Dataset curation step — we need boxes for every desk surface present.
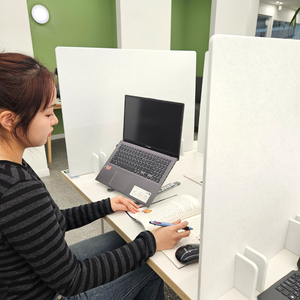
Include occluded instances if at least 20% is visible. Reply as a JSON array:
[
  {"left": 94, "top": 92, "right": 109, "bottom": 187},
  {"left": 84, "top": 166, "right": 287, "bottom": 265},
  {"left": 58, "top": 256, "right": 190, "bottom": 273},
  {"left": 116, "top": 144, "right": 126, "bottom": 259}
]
[
  {"left": 61, "top": 143, "right": 299, "bottom": 300},
  {"left": 62, "top": 143, "right": 203, "bottom": 300}
]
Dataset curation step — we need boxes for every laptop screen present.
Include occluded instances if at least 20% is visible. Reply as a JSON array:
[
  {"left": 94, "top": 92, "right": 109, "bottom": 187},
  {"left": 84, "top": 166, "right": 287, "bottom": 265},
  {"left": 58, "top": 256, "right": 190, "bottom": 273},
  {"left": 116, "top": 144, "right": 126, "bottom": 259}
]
[{"left": 123, "top": 95, "right": 184, "bottom": 159}]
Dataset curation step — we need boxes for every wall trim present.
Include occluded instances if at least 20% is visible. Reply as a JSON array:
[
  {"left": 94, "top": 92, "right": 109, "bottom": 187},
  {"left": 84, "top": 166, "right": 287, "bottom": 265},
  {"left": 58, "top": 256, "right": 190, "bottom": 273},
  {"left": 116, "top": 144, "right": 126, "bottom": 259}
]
[{"left": 51, "top": 133, "right": 65, "bottom": 140}]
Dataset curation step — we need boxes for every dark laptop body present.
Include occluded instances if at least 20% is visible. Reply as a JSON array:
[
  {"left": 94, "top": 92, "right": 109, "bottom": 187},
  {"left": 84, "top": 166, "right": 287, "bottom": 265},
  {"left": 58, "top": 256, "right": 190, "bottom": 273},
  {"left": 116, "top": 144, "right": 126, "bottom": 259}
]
[
  {"left": 257, "top": 258, "right": 300, "bottom": 300},
  {"left": 95, "top": 95, "right": 184, "bottom": 207}
]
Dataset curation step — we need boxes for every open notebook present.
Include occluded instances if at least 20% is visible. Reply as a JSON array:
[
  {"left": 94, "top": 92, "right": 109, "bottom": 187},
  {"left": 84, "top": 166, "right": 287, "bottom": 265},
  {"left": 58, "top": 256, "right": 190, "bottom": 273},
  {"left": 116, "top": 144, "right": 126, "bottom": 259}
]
[{"left": 126, "top": 194, "right": 201, "bottom": 268}]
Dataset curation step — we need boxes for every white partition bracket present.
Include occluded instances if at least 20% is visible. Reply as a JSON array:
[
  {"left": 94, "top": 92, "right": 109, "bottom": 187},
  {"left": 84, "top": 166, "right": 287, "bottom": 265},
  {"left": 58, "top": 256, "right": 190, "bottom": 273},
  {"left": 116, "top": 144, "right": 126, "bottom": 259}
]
[
  {"left": 180, "top": 138, "right": 185, "bottom": 156},
  {"left": 285, "top": 218, "right": 300, "bottom": 256},
  {"left": 245, "top": 246, "right": 268, "bottom": 292},
  {"left": 92, "top": 153, "right": 100, "bottom": 175},
  {"left": 234, "top": 253, "right": 258, "bottom": 300},
  {"left": 92, "top": 151, "right": 107, "bottom": 175},
  {"left": 99, "top": 151, "right": 107, "bottom": 170}
]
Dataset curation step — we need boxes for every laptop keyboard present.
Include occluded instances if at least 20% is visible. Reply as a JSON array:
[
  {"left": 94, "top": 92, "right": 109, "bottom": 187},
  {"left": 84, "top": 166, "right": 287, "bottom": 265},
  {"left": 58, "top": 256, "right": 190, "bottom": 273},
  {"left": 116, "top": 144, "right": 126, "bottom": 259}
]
[
  {"left": 110, "top": 144, "right": 171, "bottom": 183},
  {"left": 274, "top": 271, "right": 300, "bottom": 299},
  {"left": 258, "top": 270, "right": 300, "bottom": 300}
]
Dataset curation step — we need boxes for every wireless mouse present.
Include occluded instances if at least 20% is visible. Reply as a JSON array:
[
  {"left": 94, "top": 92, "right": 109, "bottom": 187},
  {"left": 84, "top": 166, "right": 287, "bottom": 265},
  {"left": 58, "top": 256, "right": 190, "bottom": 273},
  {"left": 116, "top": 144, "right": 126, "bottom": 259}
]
[{"left": 175, "top": 244, "right": 200, "bottom": 265}]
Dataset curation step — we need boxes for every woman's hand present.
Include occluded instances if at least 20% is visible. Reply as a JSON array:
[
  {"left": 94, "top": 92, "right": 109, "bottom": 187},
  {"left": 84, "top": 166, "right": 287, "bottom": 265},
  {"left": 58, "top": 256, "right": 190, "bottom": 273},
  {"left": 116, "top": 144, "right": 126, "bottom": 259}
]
[
  {"left": 151, "top": 219, "right": 191, "bottom": 251},
  {"left": 110, "top": 195, "right": 140, "bottom": 213}
]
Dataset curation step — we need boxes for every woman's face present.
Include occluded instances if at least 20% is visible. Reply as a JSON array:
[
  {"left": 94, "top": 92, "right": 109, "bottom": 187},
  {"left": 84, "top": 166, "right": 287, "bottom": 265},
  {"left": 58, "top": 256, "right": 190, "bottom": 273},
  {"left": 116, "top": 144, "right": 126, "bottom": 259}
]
[{"left": 26, "top": 89, "right": 58, "bottom": 147}]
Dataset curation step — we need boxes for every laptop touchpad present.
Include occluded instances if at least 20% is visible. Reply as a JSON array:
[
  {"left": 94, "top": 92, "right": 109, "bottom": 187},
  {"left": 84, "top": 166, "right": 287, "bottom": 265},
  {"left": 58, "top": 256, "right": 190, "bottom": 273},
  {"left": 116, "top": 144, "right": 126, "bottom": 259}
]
[{"left": 109, "top": 171, "right": 132, "bottom": 191}]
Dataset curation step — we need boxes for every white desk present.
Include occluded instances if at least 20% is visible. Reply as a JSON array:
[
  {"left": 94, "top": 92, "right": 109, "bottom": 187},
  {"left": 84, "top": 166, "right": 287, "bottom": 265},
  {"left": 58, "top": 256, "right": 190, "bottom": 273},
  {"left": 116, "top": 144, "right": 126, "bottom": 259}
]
[
  {"left": 61, "top": 143, "right": 300, "bottom": 300},
  {"left": 62, "top": 143, "right": 203, "bottom": 300}
]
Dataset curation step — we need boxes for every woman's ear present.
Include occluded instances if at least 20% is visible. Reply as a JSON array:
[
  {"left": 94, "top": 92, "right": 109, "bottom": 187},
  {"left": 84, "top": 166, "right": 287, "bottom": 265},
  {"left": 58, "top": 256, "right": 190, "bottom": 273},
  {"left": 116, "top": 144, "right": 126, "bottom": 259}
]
[{"left": 0, "top": 111, "right": 17, "bottom": 132}]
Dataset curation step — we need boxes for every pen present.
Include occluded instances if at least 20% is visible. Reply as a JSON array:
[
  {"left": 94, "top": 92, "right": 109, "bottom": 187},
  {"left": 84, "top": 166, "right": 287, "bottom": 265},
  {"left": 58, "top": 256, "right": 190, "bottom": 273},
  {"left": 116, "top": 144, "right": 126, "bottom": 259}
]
[{"left": 149, "top": 221, "right": 193, "bottom": 230}]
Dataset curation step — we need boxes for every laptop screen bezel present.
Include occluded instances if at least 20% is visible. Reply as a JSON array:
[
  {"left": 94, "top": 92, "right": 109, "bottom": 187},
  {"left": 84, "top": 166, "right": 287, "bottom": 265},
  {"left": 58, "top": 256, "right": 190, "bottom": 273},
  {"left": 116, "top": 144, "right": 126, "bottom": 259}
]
[{"left": 123, "top": 95, "right": 184, "bottom": 159}]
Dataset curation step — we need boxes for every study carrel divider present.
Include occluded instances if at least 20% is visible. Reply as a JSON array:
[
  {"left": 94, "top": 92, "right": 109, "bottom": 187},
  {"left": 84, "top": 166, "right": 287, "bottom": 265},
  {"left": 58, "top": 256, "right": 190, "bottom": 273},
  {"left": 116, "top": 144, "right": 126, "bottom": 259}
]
[
  {"left": 199, "top": 35, "right": 300, "bottom": 300},
  {"left": 55, "top": 47, "right": 196, "bottom": 177}
]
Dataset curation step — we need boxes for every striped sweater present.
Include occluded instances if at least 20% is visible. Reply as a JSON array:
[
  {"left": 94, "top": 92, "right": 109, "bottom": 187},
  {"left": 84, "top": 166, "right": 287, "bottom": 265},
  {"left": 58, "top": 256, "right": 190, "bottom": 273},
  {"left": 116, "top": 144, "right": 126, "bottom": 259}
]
[{"left": 0, "top": 161, "right": 156, "bottom": 300}]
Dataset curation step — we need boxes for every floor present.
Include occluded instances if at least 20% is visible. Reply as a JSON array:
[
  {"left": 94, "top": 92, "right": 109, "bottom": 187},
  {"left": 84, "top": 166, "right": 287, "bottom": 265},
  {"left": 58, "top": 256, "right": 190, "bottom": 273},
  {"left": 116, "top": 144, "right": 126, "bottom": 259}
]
[{"left": 42, "top": 138, "right": 182, "bottom": 300}]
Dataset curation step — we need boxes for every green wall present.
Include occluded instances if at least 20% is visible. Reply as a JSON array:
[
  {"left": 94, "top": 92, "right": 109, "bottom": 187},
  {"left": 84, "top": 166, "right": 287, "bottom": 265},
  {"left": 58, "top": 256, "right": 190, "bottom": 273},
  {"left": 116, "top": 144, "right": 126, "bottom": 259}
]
[
  {"left": 171, "top": 0, "right": 212, "bottom": 77},
  {"left": 27, "top": 0, "right": 117, "bottom": 71},
  {"left": 27, "top": 0, "right": 117, "bottom": 135},
  {"left": 27, "top": 0, "right": 211, "bottom": 135}
]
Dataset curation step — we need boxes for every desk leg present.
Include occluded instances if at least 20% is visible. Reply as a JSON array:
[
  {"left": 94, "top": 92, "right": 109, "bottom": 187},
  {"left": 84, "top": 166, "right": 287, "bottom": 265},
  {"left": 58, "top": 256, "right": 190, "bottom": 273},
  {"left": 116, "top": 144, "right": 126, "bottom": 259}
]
[
  {"left": 99, "top": 218, "right": 104, "bottom": 234},
  {"left": 47, "top": 136, "right": 52, "bottom": 163}
]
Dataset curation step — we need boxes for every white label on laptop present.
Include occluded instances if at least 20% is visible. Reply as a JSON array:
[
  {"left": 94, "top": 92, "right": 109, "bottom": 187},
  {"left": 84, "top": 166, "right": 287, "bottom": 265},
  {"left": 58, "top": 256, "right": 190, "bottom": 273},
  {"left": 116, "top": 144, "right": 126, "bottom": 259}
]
[{"left": 130, "top": 186, "right": 151, "bottom": 203}]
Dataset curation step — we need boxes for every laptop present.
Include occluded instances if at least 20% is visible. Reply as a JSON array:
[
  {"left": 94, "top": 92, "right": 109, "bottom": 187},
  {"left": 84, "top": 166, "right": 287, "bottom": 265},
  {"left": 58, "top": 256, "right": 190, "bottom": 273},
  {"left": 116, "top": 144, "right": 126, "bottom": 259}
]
[
  {"left": 257, "top": 258, "right": 300, "bottom": 300},
  {"left": 95, "top": 95, "right": 184, "bottom": 207}
]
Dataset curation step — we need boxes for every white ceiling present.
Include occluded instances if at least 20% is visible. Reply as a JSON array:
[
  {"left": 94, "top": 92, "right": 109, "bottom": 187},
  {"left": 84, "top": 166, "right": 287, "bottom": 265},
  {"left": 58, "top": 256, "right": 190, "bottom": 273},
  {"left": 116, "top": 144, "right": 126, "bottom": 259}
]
[{"left": 261, "top": 0, "right": 300, "bottom": 10}]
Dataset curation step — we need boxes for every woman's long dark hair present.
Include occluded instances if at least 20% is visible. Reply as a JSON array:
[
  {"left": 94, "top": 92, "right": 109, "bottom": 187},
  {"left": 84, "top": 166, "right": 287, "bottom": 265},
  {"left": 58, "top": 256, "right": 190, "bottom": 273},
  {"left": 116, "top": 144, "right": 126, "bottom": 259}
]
[{"left": 0, "top": 52, "right": 55, "bottom": 143}]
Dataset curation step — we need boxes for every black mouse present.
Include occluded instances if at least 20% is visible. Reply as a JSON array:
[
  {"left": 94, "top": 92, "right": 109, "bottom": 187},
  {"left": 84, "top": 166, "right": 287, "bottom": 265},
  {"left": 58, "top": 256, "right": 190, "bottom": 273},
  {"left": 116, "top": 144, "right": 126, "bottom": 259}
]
[{"left": 175, "top": 244, "right": 199, "bottom": 265}]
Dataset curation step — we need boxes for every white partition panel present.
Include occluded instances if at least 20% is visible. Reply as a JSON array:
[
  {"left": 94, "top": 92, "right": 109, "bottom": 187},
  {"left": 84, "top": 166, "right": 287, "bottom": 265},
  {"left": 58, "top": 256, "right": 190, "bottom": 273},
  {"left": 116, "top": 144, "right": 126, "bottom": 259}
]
[
  {"left": 197, "top": 51, "right": 209, "bottom": 154},
  {"left": 199, "top": 35, "right": 300, "bottom": 300},
  {"left": 0, "top": 0, "right": 49, "bottom": 177},
  {"left": 55, "top": 47, "right": 196, "bottom": 177},
  {"left": 116, "top": 0, "right": 171, "bottom": 50}
]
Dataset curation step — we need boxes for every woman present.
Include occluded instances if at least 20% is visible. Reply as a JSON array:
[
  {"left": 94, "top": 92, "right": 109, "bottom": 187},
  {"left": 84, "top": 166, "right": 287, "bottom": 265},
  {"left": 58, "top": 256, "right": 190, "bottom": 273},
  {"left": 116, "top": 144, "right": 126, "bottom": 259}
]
[{"left": 0, "top": 52, "right": 190, "bottom": 300}]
